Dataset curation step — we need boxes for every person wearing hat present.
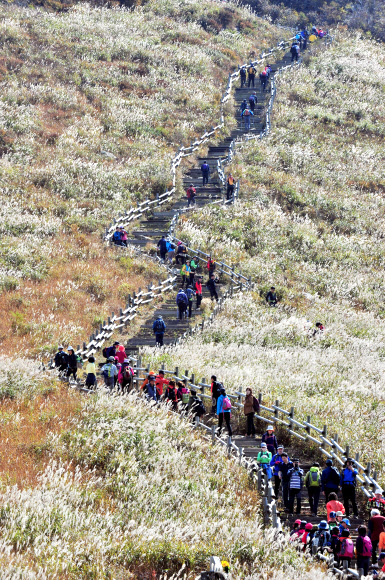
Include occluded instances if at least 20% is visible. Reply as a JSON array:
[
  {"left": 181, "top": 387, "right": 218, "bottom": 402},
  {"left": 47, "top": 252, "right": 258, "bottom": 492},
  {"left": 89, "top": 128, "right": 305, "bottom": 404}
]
[
  {"left": 153, "top": 315, "right": 166, "bottom": 347},
  {"left": 54, "top": 345, "right": 68, "bottom": 373},
  {"left": 117, "top": 358, "right": 134, "bottom": 394},
  {"left": 115, "top": 344, "right": 127, "bottom": 365},
  {"left": 101, "top": 356, "right": 118, "bottom": 391},
  {"left": 311, "top": 520, "right": 331, "bottom": 553},
  {"left": 368, "top": 489, "right": 385, "bottom": 517},
  {"left": 328, "top": 511, "right": 338, "bottom": 529},
  {"left": 321, "top": 458, "right": 340, "bottom": 502},
  {"left": 144, "top": 375, "right": 157, "bottom": 403},
  {"left": 257, "top": 442, "right": 272, "bottom": 480},
  {"left": 304, "top": 462, "right": 321, "bottom": 516},
  {"left": 337, "top": 529, "right": 354, "bottom": 567},
  {"left": 194, "top": 276, "right": 203, "bottom": 310},
  {"left": 289, "top": 520, "right": 307, "bottom": 542},
  {"left": 270, "top": 444, "right": 287, "bottom": 499},
  {"left": 290, "top": 519, "right": 302, "bottom": 536},
  {"left": 104, "top": 341, "right": 120, "bottom": 361},
  {"left": 261, "top": 425, "right": 278, "bottom": 455},
  {"left": 369, "top": 509, "right": 385, "bottom": 564},
  {"left": 340, "top": 458, "right": 358, "bottom": 517},
  {"left": 335, "top": 510, "right": 344, "bottom": 524},
  {"left": 339, "top": 517, "right": 351, "bottom": 536},
  {"left": 66, "top": 346, "right": 78, "bottom": 382},
  {"left": 287, "top": 458, "right": 304, "bottom": 515},
  {"left": 189, "top": 256, "right": 199, "bottom": 286},
  {"left": 165, "top": 380, "right": 178, "bottom": 411}
]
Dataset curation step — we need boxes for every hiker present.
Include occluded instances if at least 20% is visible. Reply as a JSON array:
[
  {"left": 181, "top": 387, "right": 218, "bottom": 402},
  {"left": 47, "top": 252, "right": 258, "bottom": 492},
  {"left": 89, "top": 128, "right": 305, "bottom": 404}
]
[
  {"left": 103, "top": 341, "right": 120, "bottom": 360},
  {"left": 180, "top": 261, "right": 191, "bottom": 288},
  {"left": 241, "top": 106, "right": 253, "bottom": 131},
  {"left": 85, "top": 355, "right": 97, "bottom": 390},
  {"left": 177, "top": 382, "right": 190, "bottom": 409},
  {"left": 290, "top": 42, "right": 300, "bottom": 62},
  {"left": 165, "top": 380, "right": 178, "bottom": 411},
  {"left": 260, "top": 69, "right": 268, "bottom": 91},
  {"left": 186, "top": 183, "right": 196, "bottom": 207},
  {"left": 288, "top": 458, "right": 304, "bottom": 515},
  {"left": 226, "top": 174, "right": 235, "bottom": 200},
  {"left": 195, "top": 276, "right": 203, "bottom": 309},
  {"left": 240, "top": 66, "right": 246, "bottom": 87},
  {"left": 369, "top": 509, "right": 385, "bottom": 564},
  {"left": 216, "top": 386, "right": 232, "bottom": 437},
  {"left": 313, "top": 321, "right": 324, "bottom": 336},
  {"left": 201, "top": 160, "right": 210, "bottom": 186},
  {"left": 368, "top": 489, "right": 385, "bottom": 517},
  {"left": 326, "top": 492, "right": 345, "bottom": 521},
  {"left": 66, "top": 346, "right": 78, "bottom": 382},
  {"left": 329, "top": 526, "right": 340, "bottom": 563},
  {"left": 185, "top": 285, "right": 195, "bottom": 318},
  {"left": 265, "top": 64, "right": 272, "bottom": 78},
  {"left": 207, "top": 257, "right": 216, "bottom": 276},
  {"left": 328, "top": 511, "right": 339, "bottom": 529},
  {"left": 157, "top": 235, "right": 168, "bottom": 261},
  {"left": 302, "top": 29, "right": 309, "bottom": 50},
  {"left": 311, "top": 521, "right": 331, "bottom": 552},
  {"left": 211, "top": 375, "right": 221, "bottom": 414},
  {"left": 175, "top": 241, "right": 187, "bottom": 265},
  {"left": 120, "top": 227, "right": 128, "bottom": 246},
  {"left": 266, "top": 286, "right": 277, "bottom": 306},
  {"left": 338, "top": 529, "right": 354, "bottom": 568},
  {"left": 278, "top": 453, "right": 293, "bottom": 509},
  {"left": 155, "top": 370, "right": 169, "bottom": 398},
  {"left": 189, "top": 256, "right": 199, "bottom": 285},
  {"left": 247, "top": 63, "right": 256, "bottom": 87},
  {"left": 240, "top": 99, "right": 247, "bottom": 114},
  {"left": 270, "top": 444, "right": 285, "bottom": 498},
  {"left": 144, "top": 374, "right": 158, "bottom": 403},
  {"left": 378, "top": 520, "right": 385, "bottom": 553},
  {"left": 140, "top": 371, "right": 155, "bottom": 392},
  {"left": 295, "top": 32, "right": 302, "bottom": 49},
  {"left": 153, "top": 315, "right": 166, "bottom": 346},
  {"left": 257, "top": 442, "right": 272, "bottom": 480},
  {"left": 176, "top": 287, "right": 188, "bottom": 320},
  {"left": 304, "top": 462, "right": 321, "bottom": 516},
  {"left": 261, "top": 425, "right": 278, "bottom": 455},
  {"left": 321, "top": 459, "right": 340, "bottom": 502},
  {"left": 301, "top": 523, "right": 314, "bottom": 550},
  {"left": 187, "top": 389, "right": 206, "bottom": 422},
  {"left": 118, "top": 359, "right": 133, "bottom": 393},
  {"left": 356, "top": 525, "right": 373, "bottom": 576},
  {"left": 115, "top": 344, "right": 127, "bottom": 365},
  {"left": 112, "top": 226, "right": 124, "bottom": 246},
  {"left": 206, "top": 275, "right": 219, "bottom": 302},
  {"left": 311, "top": 25, "right": 318, "bottom": 36},
  {"left": 339, "top": 517, "right": 351, "bottom": 536},
  {"left": 249, "top": 92, "right": 257, "bottom": 112},
  {"left": 101, "top": 356, "right": 118, "bottom": 391},
  {"left": 340, "top": 458, "right": 358, "bottom": 517},
  {"left": 54, "top": 345, "right": 68, "bottom": 373},
  {"left": 290, "top": 519, "right": 302, "bottom": 537},
  {"left": 166, "top": 240, "right": 175, "bottom": 264},
  {"left": 243, "top": 387, "right": 260, "bottom": 437}
]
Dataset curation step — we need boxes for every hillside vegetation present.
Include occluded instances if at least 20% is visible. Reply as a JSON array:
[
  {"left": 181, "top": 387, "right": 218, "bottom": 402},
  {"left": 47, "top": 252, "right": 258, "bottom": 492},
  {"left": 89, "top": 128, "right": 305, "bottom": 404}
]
[
  {"left": 0, "top": 390, "right": 330, "bottom": 579},
  {"left": 145, "top": 33, "right": 385, "bottom": 480},
  {"left": 0, "top": 0, "right": 282, "bottom": 357}
]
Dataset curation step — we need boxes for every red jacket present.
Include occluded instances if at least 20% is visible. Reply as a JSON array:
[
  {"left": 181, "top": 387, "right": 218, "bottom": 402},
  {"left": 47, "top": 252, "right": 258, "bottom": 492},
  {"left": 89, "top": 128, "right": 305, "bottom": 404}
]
[
  {"left": 195, "top": 281, "right": 202, "bottom": 295},
  {"left": 115, "top": 350, "right": 126, "bottom": 364},
  {"left": 155, "top": 375, "right": 169, "bottom": 396}
]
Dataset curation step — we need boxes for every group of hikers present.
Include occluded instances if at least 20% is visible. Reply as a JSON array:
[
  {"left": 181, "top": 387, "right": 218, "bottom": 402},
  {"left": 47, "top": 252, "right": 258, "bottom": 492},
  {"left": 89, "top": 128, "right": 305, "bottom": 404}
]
[{"left": 240, "top": 63, "right": 271, "bottom": 90}]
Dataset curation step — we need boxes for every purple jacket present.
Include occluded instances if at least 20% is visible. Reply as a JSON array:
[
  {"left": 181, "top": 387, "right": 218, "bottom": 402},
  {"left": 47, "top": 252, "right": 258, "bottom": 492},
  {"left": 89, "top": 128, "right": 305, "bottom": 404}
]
[{"left": 262, "top": 432, "right": 278, "bottom": 454}]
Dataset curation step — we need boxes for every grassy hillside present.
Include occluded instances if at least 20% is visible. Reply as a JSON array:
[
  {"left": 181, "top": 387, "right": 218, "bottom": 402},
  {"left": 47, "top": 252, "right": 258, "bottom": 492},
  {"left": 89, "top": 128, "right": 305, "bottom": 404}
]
[
  {"left": 0, "top": 0, "right": 282, "bottom": 357},
  {"left": 0, "top": 389, "right": 330, "bottom": 579},
  {"left": 145, "top": 33, "right": 385, "bottom": 480}
]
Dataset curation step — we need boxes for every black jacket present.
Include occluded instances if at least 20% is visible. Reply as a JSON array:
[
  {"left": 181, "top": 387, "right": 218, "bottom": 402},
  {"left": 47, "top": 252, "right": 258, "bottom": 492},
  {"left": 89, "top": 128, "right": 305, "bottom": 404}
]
[
  {"left": 67, "top": 353, "right": 77, "bottom": 369},
  {"left": 206, "top": 279, "right": 216, "bottom": 292},
  {"left": 55, "top": 351, "right": 68, "bottom": 367}
]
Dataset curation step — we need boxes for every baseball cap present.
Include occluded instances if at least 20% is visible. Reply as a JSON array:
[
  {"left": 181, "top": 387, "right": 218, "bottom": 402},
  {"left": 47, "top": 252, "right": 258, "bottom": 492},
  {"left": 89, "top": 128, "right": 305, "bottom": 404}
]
[
  {"left": 261, "top": 442, "right": 267, "bottom": 448},
  {"left": 329, "top": 511, "right": 336, "bottom": 518},
  {"left": 342, "top": 518, "right": 351, "bottom": 526},
  {"left": 379, "top": 552, "right": 385, "bottom": 560},
  {"left": 336, "top": 511, "right": 343, "bottom": 517}
]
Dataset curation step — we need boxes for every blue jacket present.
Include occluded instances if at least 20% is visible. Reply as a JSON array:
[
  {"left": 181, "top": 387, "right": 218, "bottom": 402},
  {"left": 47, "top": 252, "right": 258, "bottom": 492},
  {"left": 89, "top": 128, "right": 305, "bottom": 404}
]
[
  {"left": 340, "top": 467, "right": 358, "bottom": 486},
  {"left": 145, "top": 382, "right": 157, "bottom": 402},
  {"left": 176, "top": 290, "right": 188, "bottom": 305},
  {"left": 217, "top": 394, "right": 230, "bottom": 414},
  {"left": 185, "top": 287, "right": 195, "bottom": 301},
  {"left": 270, "top": 453, "right": 289, "bottom": 476},
  {"left": 201, "top": 163, "right": 210, "bottom": 174},
  {"left": 153, "top": 319, "right": 166, "bottom": 334},
  {"left": 157, "top": 238, "right": 168, "bottom": 252},
  {"left": 321, "top": 465, "right": 340, "bottom": 491}
]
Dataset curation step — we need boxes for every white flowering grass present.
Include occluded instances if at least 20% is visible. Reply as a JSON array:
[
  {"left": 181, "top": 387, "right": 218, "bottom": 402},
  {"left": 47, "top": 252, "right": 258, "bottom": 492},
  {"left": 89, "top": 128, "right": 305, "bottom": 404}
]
[{"left": 0, "top": 391, "right": 329, "bottom": 578}]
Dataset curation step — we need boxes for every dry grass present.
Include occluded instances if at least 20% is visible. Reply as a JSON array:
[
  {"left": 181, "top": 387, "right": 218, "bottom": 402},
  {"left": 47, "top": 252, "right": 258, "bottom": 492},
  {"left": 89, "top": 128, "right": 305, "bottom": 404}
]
[{"left": 0, "top": 383, "right": 82, "bottom": 489}]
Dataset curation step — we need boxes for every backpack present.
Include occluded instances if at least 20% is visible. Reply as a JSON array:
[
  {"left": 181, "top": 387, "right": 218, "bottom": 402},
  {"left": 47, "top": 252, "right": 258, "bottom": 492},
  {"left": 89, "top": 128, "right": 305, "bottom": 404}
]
[
  {"left": 361, "top": 536, "right": 372, "bottom": 557},
  {"left": 339, "top": 538, "right": 354, "bottom": 558},
  {"left": 248, "top": 66, "right": 254, "bottom": 74},
  {"left": 177, "top": 292, "right": 187, "bottom": 305},
  {"left": 76, "top": 355, "right": 83, "bottom": 367},
  {"left": 261, "top": 70, "right": 267, "bottom": 76},
  {"left": 102, "top": 365, "right": 111, "bottom": 379},
  {"left": 196, "top": 399, "right": 206, "bottom": 416},
  {"left": 249, "top": 95, "right": 255, "bottom": 103},
  {"left": 154, "top": 319, "right": 165, "bottom": 333},
  {"left": 290, "top": 45, "right": 296, "bottom": 54},
  {"left": 102, "top": 347, "right": 108, "bottom": 359},
  {"left": 307, "top": 470, "right": 320, "bottom": 487},
  {"left": 123, "top": 366, "right": 133, "bottom": 381},
  {"left": 182, "top": 393, "right": 190, "bottom": 404},
  {"left": 328, "top": 466, "right": 340, "bottom": 485},
  {"left": 167, "top": 387, "right": 177, "bottom": 401},
  {"left": 222, "top": 396, "right": 232, "bottom": 411},
  {"left": 244, "top": 109, "right": 250, "bottom": 116}
]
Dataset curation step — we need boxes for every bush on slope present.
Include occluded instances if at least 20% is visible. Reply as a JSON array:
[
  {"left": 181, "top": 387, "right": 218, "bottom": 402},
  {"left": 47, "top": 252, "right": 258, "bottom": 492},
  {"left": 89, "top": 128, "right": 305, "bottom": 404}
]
[{"left": 144, "top": 35, "right": 385, "bottom": 479}]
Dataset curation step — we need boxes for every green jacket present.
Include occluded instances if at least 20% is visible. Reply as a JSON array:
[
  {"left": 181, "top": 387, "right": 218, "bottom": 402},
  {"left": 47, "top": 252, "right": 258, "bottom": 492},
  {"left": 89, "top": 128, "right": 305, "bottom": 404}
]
[{"left": 257, "top": 450, "right": 272, "bottom": 465}]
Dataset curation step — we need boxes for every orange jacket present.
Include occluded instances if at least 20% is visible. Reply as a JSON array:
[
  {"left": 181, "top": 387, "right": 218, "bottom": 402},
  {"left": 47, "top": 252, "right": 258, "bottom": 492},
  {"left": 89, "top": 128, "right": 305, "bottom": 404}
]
[
  {"left": 326, "top": 500, "right": 345, "bottom": 521},
  {"left": 155, "top": 375, "right": 169, "bottom": 396}
]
